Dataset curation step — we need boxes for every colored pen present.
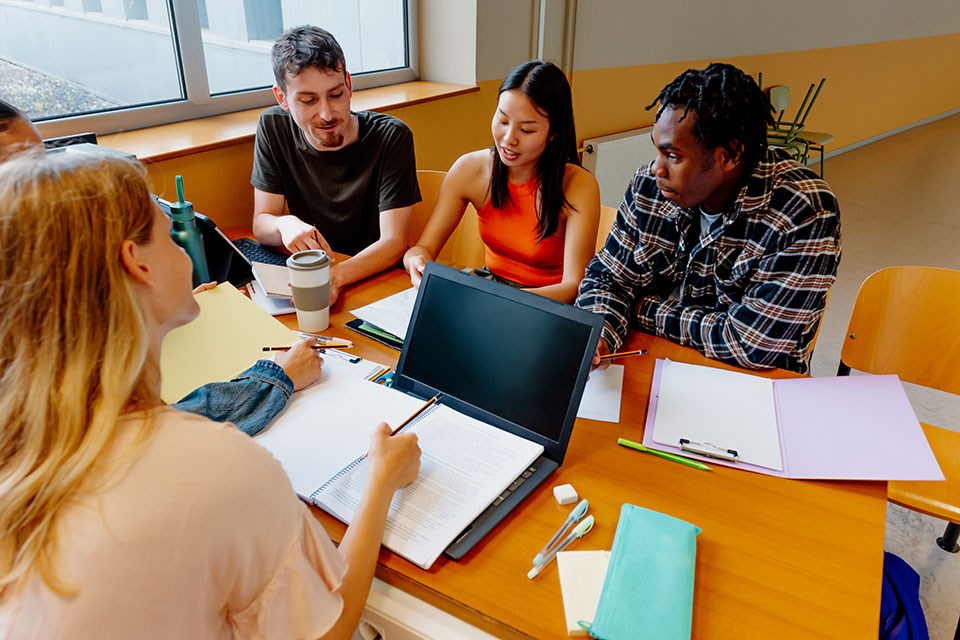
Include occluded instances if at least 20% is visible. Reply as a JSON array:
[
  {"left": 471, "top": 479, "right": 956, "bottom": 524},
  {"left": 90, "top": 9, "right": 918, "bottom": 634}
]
[
  {"left": 262, "top": 343, "right": 352, "bottom": 351},
  {"left": 391, "top": 394, "right": 440, "bottom": 435},
  {"left": 532, "top": 499, "right": 589, "bottom": 565},
  {"left": 617, "top": 438, "right": 711, "bottom": 471},
  {"left": 598, "top": 349, "right": 647, "bottom": 361},
  {"left": 527, "top": 515, "right": 595, "bottom": 579}
]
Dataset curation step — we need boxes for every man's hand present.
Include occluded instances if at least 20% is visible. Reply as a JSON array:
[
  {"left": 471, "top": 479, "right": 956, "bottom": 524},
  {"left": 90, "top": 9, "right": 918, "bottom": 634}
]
[
  {"left": 592, "top": 339, "right": 613, "bottom": 371},
  {"left": 273, "top": 338, "right": 324, "bottom": 391},
  {"left": 277, "top": 216, "right": 334, "bottom": 254},
  {"left": 328, "top": 267, "right": 342, "bottom": 306}
]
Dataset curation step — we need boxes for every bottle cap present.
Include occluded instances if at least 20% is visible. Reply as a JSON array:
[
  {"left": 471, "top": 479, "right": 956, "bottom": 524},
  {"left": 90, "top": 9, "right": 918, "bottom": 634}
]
[{"left": 167, "top": 199, "right": 195, "bottom": 222}]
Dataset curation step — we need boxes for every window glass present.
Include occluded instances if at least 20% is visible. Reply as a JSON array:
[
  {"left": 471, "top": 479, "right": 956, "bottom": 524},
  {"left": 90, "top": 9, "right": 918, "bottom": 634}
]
[
  {"left": 0, "top": 0, "right": 181, "bottom": 121},
  {"left": 202, "top": 0, "right": 408, "bottom": 95},
  {"left": 0, "top": 0, "right": 411, "bottom": 126}
]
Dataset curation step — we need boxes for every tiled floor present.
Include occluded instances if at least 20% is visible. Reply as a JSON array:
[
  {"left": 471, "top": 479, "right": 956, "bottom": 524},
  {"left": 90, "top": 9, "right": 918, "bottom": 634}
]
[{"left": 809, "top": 112, "right": 960, "bottom": 639}]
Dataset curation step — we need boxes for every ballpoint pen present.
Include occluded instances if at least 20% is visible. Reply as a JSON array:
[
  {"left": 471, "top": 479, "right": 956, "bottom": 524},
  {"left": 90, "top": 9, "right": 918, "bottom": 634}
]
[
  {"left": 527, "top": 515, "right": 595, "bottom": 579},
  {"left": 617, "top": 438, "right": 712, "bottom": 471},
  {"left": 532, "top": 499, "right": 589, "bottom": 565}
]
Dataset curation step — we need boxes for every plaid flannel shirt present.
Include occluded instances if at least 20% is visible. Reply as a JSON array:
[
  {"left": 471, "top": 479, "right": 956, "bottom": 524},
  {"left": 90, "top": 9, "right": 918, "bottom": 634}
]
[{"left": 576, "top": 148, "right": 841, "bottom": 374}]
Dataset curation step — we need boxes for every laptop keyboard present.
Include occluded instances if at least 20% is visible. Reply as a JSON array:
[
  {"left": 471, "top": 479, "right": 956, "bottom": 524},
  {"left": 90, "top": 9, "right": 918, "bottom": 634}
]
[
  {"left": 491, "top": 464, "right": 538, "bottom": 506},
  {"left": 233, "top": 238, "right": 289, "bottom": 267}
]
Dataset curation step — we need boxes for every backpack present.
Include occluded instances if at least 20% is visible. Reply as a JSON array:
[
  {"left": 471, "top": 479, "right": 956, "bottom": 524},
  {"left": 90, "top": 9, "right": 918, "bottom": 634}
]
[{"left": 880, "top": 552, "right": 929, "bottom": 640}]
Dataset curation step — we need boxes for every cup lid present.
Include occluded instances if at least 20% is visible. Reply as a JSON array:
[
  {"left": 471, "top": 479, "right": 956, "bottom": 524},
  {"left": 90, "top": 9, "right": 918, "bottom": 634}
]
[{"left": 287, "top": 249, "right": 329, "bottom": 270}]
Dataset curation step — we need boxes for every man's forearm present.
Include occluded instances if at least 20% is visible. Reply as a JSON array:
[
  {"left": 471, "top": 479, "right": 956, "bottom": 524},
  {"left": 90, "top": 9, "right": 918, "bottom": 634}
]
[
  {"left": 252, "top": 212, "right": 285, "bottom": 246},
  {"left": 332, "top": 236, "right": 406, "bottom": 290}
]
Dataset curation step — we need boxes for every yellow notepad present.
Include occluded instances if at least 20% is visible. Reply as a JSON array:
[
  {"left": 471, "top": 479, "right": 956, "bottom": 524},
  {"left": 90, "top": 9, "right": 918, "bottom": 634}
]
[
  {"left": 557, "top": 550, "right": 611, "bottom": 636},
  {"left": 159, "top": 283, "right": 296, "bottom": 403}
]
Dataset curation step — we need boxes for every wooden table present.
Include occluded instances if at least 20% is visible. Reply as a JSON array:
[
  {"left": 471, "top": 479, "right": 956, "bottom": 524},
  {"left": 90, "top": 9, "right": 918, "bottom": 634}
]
[{"left": 279, "top": 267, "right": 887, "bottom": 639}]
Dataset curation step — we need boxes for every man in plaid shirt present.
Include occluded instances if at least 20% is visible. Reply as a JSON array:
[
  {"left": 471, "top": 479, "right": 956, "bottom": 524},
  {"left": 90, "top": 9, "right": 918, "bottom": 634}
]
[{"left": 576, "top": 64, "right": 840, "bottom": 374}]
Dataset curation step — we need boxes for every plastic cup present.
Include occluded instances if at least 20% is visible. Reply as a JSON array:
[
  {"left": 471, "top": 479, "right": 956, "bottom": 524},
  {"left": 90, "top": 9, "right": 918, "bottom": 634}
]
[{"left": 286, "top": 250, "right": 331, "bottom": 332}]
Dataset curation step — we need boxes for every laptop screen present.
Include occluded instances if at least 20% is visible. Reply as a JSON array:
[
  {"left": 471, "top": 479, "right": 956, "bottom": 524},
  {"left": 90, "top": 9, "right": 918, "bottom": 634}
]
[{"left": 393, "top": 264, "right": 602, "bottom": 462}]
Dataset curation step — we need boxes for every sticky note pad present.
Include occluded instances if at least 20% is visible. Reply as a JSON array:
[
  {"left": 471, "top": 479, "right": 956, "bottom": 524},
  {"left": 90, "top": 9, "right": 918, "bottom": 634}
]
[{"left": 557, "top": 550, "right": 610, "bottom": 636}]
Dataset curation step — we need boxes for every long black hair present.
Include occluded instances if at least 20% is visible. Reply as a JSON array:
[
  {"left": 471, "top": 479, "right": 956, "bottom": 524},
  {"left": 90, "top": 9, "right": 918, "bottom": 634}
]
[
  {"left": 490, "top": 60, "right": 579, "bottom": 241},
  {"left": 646, "top": 63, "right": 773, "bottom": 171}
]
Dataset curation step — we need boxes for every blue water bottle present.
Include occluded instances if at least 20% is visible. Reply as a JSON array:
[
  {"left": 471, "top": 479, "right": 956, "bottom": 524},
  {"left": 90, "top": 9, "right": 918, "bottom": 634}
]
[{"left": 168, "top": 175, "right": 211, "bottom": 287}]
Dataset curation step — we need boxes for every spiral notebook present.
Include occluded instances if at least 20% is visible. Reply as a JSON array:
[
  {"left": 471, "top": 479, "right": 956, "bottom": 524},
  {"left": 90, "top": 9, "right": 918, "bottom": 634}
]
[{"left": 255, "top": 264, "right": 601, "bottom": 569}]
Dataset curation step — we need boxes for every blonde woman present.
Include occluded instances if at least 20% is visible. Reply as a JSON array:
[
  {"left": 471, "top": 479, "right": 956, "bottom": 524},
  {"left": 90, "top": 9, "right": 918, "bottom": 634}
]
[
  {"left": 0, "top": 98, "right": 323, "bottom": 436},
  {"left": 0, "top": 153, "right": 420, "bottom": 638}
]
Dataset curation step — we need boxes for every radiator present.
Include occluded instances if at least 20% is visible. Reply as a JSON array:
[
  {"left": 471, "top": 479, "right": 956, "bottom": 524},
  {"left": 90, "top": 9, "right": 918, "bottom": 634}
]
[{"left": 581, "top": 127, "right": 656, "bottom": 208}]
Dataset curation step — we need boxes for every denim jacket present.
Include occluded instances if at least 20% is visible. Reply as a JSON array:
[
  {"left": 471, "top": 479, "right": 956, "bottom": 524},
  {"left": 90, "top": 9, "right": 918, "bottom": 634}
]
[{"left": 172, "top": 360, "right": 293, "bottom": 436}]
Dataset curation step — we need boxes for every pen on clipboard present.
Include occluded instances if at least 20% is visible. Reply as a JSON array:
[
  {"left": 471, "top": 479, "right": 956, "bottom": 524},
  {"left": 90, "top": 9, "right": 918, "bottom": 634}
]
[
  {"left": 390, "top": 394, "right": 441, "bottom": 435},
  {"left": 598, "top": 349, "right": 647, "bottom": 361}
]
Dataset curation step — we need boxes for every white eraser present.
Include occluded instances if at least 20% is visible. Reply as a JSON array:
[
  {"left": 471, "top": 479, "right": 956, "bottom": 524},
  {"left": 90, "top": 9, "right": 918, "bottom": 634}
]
[{"left": 553, "top": 484, "right": 578, "bottom": 505}]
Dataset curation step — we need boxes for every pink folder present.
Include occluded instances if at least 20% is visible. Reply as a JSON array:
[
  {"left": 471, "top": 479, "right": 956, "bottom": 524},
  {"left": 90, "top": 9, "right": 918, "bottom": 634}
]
[{"left": 641, "top": 359, "right": 944, "bottom": 480}]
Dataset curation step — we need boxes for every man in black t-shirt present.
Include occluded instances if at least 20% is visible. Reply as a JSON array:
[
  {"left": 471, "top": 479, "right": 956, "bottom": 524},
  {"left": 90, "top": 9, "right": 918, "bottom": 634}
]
[{"left": 252, "top": 26, "right": 421, "bottom": 304}]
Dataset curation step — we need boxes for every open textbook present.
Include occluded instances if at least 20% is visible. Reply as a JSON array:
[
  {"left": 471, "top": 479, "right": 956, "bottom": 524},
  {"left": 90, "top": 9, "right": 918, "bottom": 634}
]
[{"left": 254, "top": 377, "right": 544, "bottom": 569}]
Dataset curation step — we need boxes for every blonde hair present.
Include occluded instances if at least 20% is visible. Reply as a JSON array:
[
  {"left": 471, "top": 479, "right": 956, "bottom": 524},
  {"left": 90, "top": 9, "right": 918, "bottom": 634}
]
[{"left": 0, "top": 153, "right": 156, "bottom": 598}]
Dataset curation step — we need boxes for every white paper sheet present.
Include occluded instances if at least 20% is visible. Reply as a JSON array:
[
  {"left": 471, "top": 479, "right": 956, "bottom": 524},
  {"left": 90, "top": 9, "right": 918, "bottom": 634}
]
[
  {"left": 350, "top": 287, "right": 417, "bottom": 339},
  {"left": 651, "top": 360, "right": 783, "bottom": 471},
  {"left": 576, "top": 365, "right": 624, "bottom": 423},
  {"left": 315, "top": 403, "right": 544, "bottom": 569}
]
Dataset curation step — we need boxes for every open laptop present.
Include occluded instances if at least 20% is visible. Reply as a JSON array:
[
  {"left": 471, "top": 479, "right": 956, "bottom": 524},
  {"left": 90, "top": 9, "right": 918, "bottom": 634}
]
[{"left": 392, "top": 263, "right": 603, "bottom": 559}]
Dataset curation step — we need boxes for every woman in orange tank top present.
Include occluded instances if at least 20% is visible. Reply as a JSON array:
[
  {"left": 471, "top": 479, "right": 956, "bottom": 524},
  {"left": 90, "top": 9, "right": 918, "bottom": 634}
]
[{"left": 403, "top": 61, "right": 600, "bottom": 303}]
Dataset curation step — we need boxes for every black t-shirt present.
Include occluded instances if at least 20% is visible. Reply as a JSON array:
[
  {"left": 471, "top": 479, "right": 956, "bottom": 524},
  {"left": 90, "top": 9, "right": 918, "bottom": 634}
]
[{"left": 251, "top": 108, "right": 421, "bottom": 255}]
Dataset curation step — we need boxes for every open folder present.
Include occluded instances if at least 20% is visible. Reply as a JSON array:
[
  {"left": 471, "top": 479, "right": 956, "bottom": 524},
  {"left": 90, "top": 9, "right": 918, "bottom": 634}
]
[
  {"left": 159, "top": 283, "right": 296, "bottom": 403},
  {"left": 641, "top": 359, "right": 943, "bottom": 480}
]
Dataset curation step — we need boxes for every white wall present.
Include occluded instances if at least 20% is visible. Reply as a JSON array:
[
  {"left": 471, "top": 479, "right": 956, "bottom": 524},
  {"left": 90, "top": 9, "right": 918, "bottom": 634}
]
[{"left": 572, "top": 0, "right": 960, "bottom": 70}]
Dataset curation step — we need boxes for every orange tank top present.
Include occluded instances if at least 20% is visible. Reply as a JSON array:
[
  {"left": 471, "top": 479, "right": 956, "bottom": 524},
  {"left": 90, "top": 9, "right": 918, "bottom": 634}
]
[{"left": 477, "top": 178, "right": 565, "bottom": 287}]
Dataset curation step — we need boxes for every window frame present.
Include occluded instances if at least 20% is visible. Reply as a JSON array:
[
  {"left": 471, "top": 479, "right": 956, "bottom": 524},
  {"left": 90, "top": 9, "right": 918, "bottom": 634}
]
[{"left": 34, "top": 0, "right": 418, "bottom": 139}]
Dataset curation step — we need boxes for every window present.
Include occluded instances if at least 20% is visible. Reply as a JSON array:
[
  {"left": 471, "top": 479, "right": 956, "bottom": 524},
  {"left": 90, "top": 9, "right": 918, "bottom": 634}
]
[{"left": 0, "top": 0, "right": 415, "bottom": 136}]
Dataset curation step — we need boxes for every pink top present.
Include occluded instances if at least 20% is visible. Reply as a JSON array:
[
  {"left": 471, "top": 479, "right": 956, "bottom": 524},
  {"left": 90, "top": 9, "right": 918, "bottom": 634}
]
[
  {"left": 477, "top": 178, "right": 565, "bottom": 287},
  {"left": 0, "top": 408, "right": 346, "bottom": 639}
]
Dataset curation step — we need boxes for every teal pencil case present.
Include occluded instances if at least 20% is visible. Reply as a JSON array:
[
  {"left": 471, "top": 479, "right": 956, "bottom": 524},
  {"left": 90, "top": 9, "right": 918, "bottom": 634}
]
[{"left": 583, "top": 504, "right": 701, "bottom": 640}]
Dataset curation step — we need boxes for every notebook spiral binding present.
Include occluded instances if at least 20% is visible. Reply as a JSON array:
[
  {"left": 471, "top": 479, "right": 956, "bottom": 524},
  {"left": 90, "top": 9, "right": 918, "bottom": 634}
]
[{"left": 310, "top": 402, "right": 441, "bottom": 502}]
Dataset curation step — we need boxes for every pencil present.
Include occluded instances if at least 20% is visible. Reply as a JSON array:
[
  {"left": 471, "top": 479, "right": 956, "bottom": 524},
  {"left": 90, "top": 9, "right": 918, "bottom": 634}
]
[
  {"left": 390, "top": 394, "right": 440, "bottom": 435},
  {"left": 598, "top": 349, "right": 647, "bottom": 361},
  {"left": 262, "top": 343, "right": 352, "bottom": 351}
]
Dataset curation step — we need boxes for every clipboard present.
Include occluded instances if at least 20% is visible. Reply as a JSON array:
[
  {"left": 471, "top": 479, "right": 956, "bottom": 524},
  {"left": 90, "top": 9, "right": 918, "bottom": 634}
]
[{"left": 640, "top": 359, "right": 943, "bottom": 481}]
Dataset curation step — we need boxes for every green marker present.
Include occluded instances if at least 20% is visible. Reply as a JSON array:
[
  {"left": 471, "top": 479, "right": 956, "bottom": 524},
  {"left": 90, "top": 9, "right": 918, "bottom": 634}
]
[{"left": 617, "top": 438, "right": 712, "bottom": 471}]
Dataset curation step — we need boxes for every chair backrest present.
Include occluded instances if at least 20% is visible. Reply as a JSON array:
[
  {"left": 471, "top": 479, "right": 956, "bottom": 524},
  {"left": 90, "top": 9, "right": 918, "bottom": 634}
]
[
  {"left": 840, "top": 266, "right": 960, "bottom": 395},
  {"left": 768, "top": 85, "right": 792, "bottom": 123},
  {"left": 410, "top": 169, "right": 486, "bottom": 269},
  {"left": 409, "top": 170, "right": 446, "bottom": 246},
  {"left": 595, "top": 204, "right": 618, "bottom": 251}
]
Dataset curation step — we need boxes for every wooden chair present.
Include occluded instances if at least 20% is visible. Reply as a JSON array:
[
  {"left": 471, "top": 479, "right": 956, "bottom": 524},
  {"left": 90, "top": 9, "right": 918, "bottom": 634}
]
[
  {"left": 595, "top": 204, "right": 618, "bottom": 252},
  {"left": 837, "top": 266, "right": 960, "bottom": 555},
  {"left": 410, "top": 170, "right": 486, "bottom": 269}
]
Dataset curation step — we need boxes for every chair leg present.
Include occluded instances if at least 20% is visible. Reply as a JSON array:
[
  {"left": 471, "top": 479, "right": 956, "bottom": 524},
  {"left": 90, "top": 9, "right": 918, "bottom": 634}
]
[{"left": 937, "top": 522, "right": 959, "bottom": 553}]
